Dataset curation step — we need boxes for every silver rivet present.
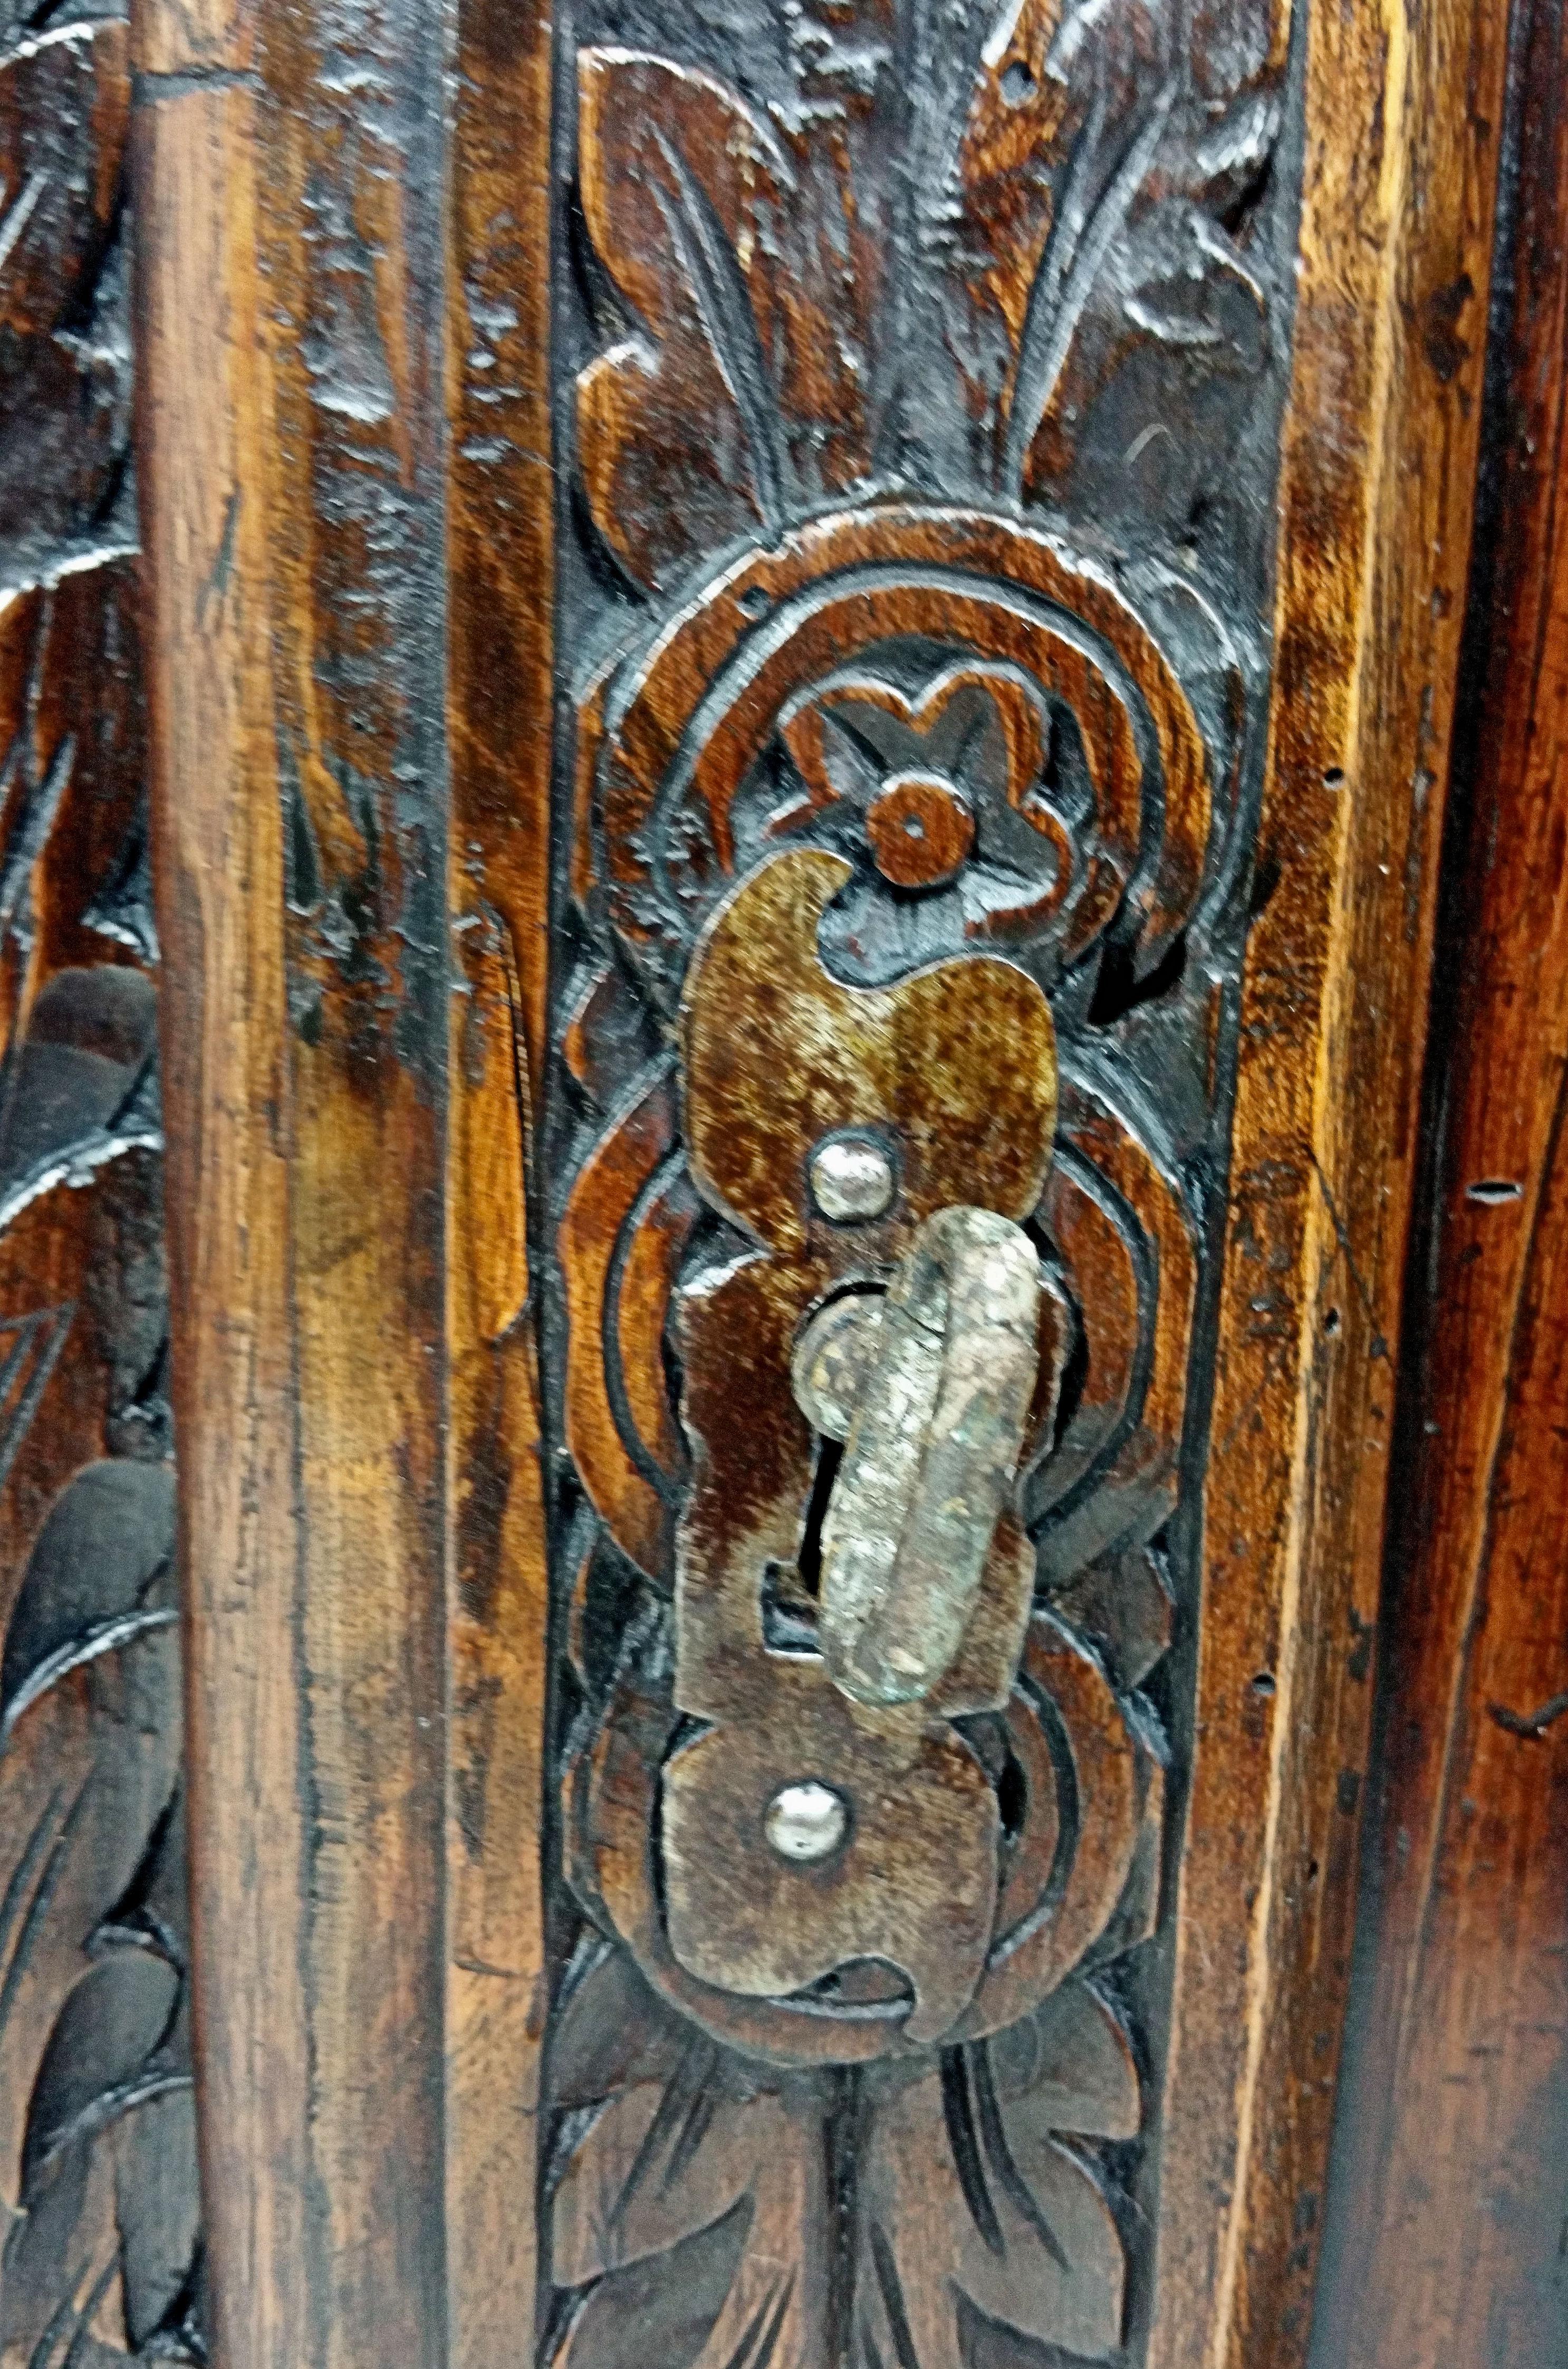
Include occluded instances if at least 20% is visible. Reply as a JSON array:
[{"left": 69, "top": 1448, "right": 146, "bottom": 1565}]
[
  {"left": 764, "top": 1780, "right": 849, "bottom": 1863},
  {"left": 809, "top": 1135, "right": 894, "bottom": 1222}
]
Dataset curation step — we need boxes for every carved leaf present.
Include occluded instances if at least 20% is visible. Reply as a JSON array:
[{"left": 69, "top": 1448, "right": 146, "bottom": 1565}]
[
  {"left": 0, "top": 16, "right": 189, "bottom": 2357},
  {"left": 0, "top": 1301, "right": 73, "bottom": 1505},
  {"left": 552, "top": 2198, "right": 756, "bottom": 2369},
  {"left": 1018, "top": 187, "right": 1273, "bottom": 531},
  {"left": 1002, "top": 81, "right": 1179, "bottom": 500},
  {"left": 110, "top": 2088, "right": 202, "bottom": 2353},
  {"left": 0, "top": 1462, "right": 198, "bottom": 2362},
  {"left": 857, "top": 2027, "right": 1133, "bottom": 2368},
  {"left": 547, "top": 1950, "right": 821, "bottom": 2369},
  {"left": 576, "top": 49, "right": 794, "bottom": 595},
  {"left": 3, "top": 1961, "right": 196, "bottom": 2366},
  {"left": 950, "top": 0, "right": 1288, "bottom": 512},
  {"left": 552, "top": 2081, "right": 761, "bottom": 2287},
  {"left": 546, "top": 1945, "right": 693, "bottom": 2116},
  {"left": 0, "top": 563, "right": 160, "bottom": 1237},
  {"left": 0, "top": 965, "right": 160, "bottom": 1235},
  {"left": 985, "top": 1980, "right": 1140, "bottom": 2134},
  {"left": 0, "top": 23, "right": 133, "bottom": 563}
]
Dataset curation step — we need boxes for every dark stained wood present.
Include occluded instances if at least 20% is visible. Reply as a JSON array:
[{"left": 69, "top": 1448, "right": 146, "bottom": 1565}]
[
  {"left": 444, "top": 0, "right": 555, "bottom": 2354},
  {"left": 133, "top": 0, "right": 449, "bottom": 2361},
  {"left": 1155, "top": 0, "right": 1519, "bottom": 2352},
  {"left": 549, "top": 8, "right": 1242, "bottom": 2309},
  {"left": 1311, "top": 0, "right": 1568, "bottom": 2353},
  {"left": 542, "top": 0, "right": 1509, "bottom": 2355},
  {"left": 0, "top": 9, "right": 199, "bottom": 2358},
  {"left": 110, "top": 0, "right": 1551, "bottom": 2362}
]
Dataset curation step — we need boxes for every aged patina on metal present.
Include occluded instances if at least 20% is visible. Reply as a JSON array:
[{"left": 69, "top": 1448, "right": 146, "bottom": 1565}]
[{"left": 812, "top": 1203, "right": 1046, "bottom": 1709}]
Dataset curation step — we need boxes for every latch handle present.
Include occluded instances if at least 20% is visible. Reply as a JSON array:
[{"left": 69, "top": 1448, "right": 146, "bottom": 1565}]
[{"left": 801, "top": 1206, "right": 1043, "bottom": 1708}]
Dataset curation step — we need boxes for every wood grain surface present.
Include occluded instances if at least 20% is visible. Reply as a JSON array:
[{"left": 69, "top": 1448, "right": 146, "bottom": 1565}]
[
  {"left": 544, "top": 0, "right": 1293, "bottom": 2348},
  {"left": 444, "top": 0, "right": 555, "bottom": 2359},
  {"left": 1311, "top": 0, "right": 1568, "bottom": 2354},
  {"left": 1155, "top": 0, "right": 1516, "bottom": 2355},
  {"left": 118, "top": 0, "right": 1554, "bottom": 2358},
  {"left": 133, "top": 2, "right": 450, "bottom": 2363}
]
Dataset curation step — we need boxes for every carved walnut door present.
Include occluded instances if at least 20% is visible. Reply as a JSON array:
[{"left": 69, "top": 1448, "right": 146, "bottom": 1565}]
[{"left": 2, "top": 0, "right": 1565, "bottom": 2362}]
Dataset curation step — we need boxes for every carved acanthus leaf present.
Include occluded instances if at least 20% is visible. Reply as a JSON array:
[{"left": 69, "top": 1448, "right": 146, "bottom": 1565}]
[
  {"left": 576, "top": 49, "right": 796, "bottom": 594},
  {"left": 0, "top": 1464, "right": 200, "bottom": 2364}
]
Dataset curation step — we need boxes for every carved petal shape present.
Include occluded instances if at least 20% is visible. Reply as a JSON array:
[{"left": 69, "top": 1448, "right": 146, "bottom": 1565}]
[
  {"left": 576, "top": 49, "right": 790, "bottom": 594},
  {"left": 859, "top": 2056, "right": 1126, "bottom": 2368},
  {"left": 552, "top": 2083, "right": 757, "bottom": 2285},
  {"left": 593, "top": 510, "right": 1209, "bottom": 1001}
]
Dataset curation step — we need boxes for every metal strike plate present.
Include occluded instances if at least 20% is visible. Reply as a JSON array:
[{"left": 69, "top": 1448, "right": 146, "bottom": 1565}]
[{"left": 658, "top": 846, "right": 1067, "bottom": 2039}]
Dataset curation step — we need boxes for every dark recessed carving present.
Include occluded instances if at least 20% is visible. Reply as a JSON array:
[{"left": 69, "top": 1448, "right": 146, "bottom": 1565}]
[{"left": 0, "top": 12, "right": 200, "bottom": 2357}]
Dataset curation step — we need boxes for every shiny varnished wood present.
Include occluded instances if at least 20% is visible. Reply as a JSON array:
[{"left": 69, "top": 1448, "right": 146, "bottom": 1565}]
[
  {"left": 444, "top": 2, "right": 554, "bottom": 2359},
  {"left": 0, "top": 9, "right": 200, "bottom": 2359},
  {"left": 112, "top": 0, "right": 1551, "bottom": 2365},
  {"left": 1162, "top": 0, "right": 1518, "bottom": 2349},
  {"left": 1313, "top": 0, "right": 1568, "bottom": 2352},
  {"left": 546, "top": 3, "right": 1283, "bottom": 2352}
]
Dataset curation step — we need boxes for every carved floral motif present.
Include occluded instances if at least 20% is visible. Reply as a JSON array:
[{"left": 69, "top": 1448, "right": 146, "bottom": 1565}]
[{"left": 540, "top": 0, "right": 1296, "bottom": 2355}]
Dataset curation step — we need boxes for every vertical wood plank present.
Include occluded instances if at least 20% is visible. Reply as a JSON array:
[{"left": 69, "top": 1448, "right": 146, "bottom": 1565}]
[
  {"left": 445, "top": 0, "right": 556, "bottom": 2357},
  {"left": 133, "top": 61, "right": 307, "bottom": 2369},
  {"left": 1154, "top": 0, "right": 1513, "bottom": 2356},
  {"left": 1313, "top": 0, "right": 1568, "bottom": 2350},
  {"left": 133, "top": 2, "right": 451, "bottom": 2360}
]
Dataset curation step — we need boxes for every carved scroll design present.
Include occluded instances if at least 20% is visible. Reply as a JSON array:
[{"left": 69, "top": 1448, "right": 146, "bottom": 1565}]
[
  {"left": 539, "top": 0, "right": 1296, "bottom": 2356},
  {"left": 0, "top": 17, "right": 201, "bottom": 2362}
]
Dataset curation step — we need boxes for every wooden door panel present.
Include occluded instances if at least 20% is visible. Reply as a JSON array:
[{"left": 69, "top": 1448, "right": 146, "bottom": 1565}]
[
  {"left": 1312, "top": 0, "right": 1568, "bottom": 2351},
  {"left": 0, "top": 0, "right": 1543, "bottom": 2362},
  {"left": 132, "top": 0, "right": 1506, "bottom": 2361}
]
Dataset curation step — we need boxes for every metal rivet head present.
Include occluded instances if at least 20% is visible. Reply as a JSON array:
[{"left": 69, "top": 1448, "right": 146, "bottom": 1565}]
[
  {"left": 764, "top": 1780, "right": 850, "bottom": 1864},
  {"left": 809, "top": 1135, "right": 894, "bottom": 1222}
]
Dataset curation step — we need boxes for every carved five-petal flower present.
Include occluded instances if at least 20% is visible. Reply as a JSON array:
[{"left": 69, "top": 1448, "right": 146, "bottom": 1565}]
[{"left": 772, "top": 662, "right": 1082, "bottom": 977}]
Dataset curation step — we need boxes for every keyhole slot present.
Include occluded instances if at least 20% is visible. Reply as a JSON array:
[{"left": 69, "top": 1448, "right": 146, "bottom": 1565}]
[{"left": 796, "top": 1433, "right": 843, "bottom": 1600}]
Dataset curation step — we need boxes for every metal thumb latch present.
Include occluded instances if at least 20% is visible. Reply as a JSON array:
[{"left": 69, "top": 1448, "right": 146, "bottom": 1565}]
[
  {"left": 656, "top": 848, "right": 1063, "bottom": 2038},
  {"left": 791, "top": 1205, "right": 1044, "bottom": 1707}
]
